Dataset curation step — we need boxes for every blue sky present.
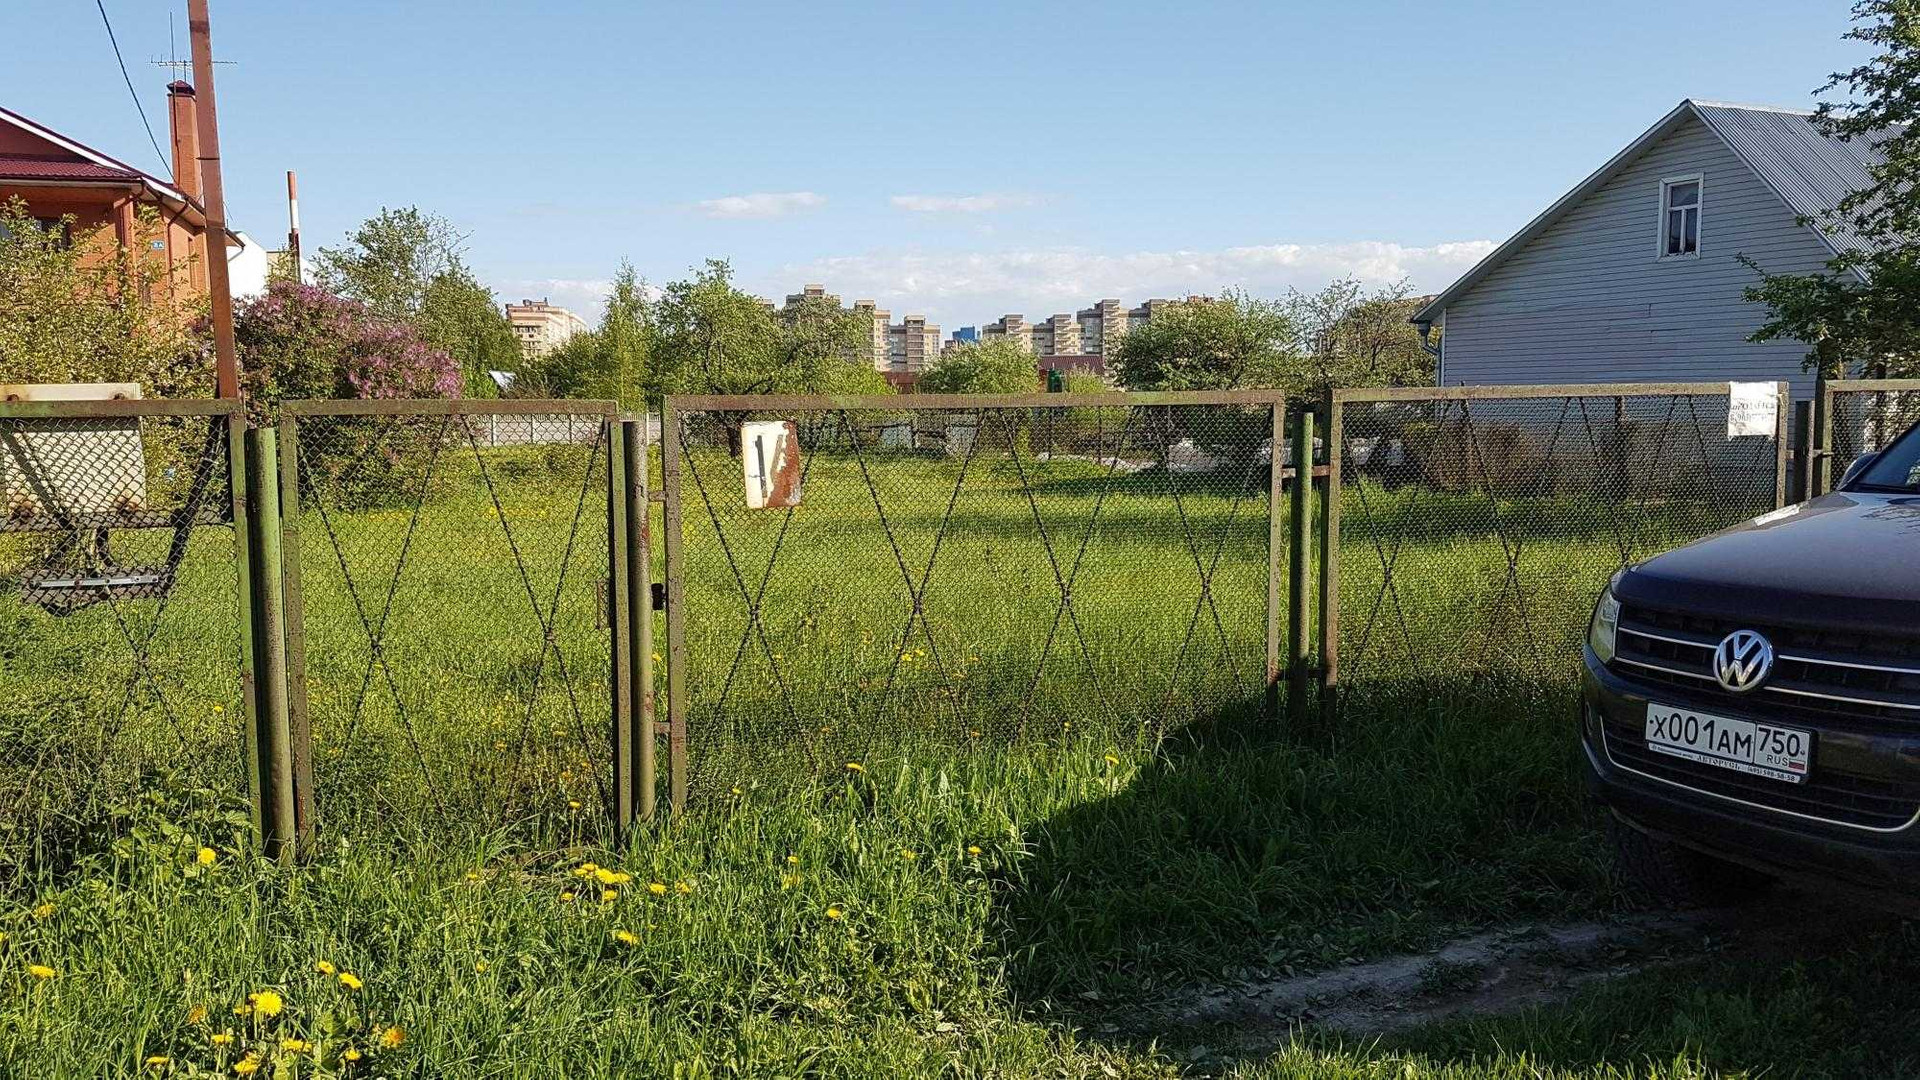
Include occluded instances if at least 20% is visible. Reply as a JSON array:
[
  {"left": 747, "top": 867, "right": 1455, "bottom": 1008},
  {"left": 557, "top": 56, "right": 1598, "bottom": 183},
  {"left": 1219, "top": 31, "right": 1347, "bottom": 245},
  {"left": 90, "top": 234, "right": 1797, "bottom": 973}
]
[{"left": 8, "top": 1, "right": 1868, "bottom": 329}]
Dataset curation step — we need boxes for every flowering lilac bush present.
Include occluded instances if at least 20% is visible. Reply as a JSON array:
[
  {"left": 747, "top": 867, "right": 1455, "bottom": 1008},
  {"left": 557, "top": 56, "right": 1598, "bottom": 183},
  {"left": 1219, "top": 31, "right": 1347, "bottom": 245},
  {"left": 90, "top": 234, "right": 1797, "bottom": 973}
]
[{"left": 235, "top": 282, "right": 460, "bottom": 418}]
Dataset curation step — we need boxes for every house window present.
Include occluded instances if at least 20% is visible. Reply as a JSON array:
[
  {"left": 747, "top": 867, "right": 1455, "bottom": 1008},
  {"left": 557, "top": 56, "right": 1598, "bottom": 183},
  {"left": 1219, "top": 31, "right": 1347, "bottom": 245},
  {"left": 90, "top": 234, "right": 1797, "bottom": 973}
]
[{"left": 1660, "top": 177, "right": 1701, "bottom": 258}]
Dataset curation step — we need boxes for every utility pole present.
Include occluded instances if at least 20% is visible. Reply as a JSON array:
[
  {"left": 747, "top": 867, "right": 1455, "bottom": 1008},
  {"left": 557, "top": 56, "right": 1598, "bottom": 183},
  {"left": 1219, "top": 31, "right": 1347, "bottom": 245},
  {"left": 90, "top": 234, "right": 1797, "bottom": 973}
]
[
  {"left": 285, "top": 171, "right": 302, "bottom": 285},
  {"left": 188, "top": 0, "right": 239, "bottom": 399}
]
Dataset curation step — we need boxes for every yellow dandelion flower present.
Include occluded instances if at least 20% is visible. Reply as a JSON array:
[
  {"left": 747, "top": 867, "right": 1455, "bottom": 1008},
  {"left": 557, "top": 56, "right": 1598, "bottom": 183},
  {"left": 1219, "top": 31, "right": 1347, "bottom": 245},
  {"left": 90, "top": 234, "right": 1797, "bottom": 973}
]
[
  {"left": 210, "top": 1033, "right": 234, "bottom": 1047},
  {"left": 186, "top": 1004, "right": 208, "bottom": 1025},
  {"left": 314, "top": 960, "right": 335, "bottom": 976},
  {"left": 572, "top": 863, "right": 598, "bottom": 878},
  {"left": 342, "top": 1047, "right": 361, "bottom": 1062},
  {"left": 675, "top": 880, "right": 694, "bottom": 894},
  {"left": 145, "top": 1055, "right": 169, "bottom": 1068},
  {"left": 568, "top": 800, "right": 582, "bottom": 810},
  {"left": 475, "top": 960, "right": 489, "bottom": 973},
  {"left": 280, "top": 1037, "right": 310, "bottom": 1053},
  {"left": 646, "top": 882, "right": 667, "bottom": 895},
  {"left": 825, "top": 907, "right": 844, "bottom": 920},
  {"left": 196, "top": 847, "right": 217, "bottom": 866},
  {"left": 967, "top": 845, "right": 983, "bottom": 856},
  {"left": 31, "top": 903, "right": 53, "bottom": 920},
  {"left": 900, "top": 849, "right": 917, "bottom": 861},
  {"left": 27, "top": 964, "right": 56, "bottom": 980},
  {"left": 601, "top": 889, "right": 619, "bottom": 903},
  {"left": 730, "top": 786, "right": 743, "bottom": 796},
  {"left": 1103, "top": 754, "right": 1120, "bottom": 766},
  {"left": 379, "top": 1025, "right": 406, "bottom": 1050},
  {"left": 250, "top": 989, "right": 283, "bottom": 1017},
  {"left": 613, "top": 929, "right": 639, "bottom": 945},
  {"left": 785, "top": 854, "right": 800, "bottom": 865},
  {"left": 844, "top": 762, "right": 864, "bottom": 773},
  {"left": 558, "top": 891, "right": 576, "bottom": 903},
  {"left": 464, "top": 870, "right": 482, "bottom": 882},
  {"left": 338, "top": 972, "right": 363, "bottom": 991},
  {"left": 233, "top": 1053, "right": 262, "bottom": 1075},
  {"left": 652, "top": 652, "right": 662, "bottom": 663}
]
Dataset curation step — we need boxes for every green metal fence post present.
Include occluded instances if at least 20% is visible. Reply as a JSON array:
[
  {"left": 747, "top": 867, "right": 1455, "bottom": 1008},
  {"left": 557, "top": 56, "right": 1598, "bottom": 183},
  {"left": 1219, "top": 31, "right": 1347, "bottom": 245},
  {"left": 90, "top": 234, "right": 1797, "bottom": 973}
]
[
  {"left": 1287, "top": 406, "right": 1314, "bottom": 728},
  {"left": 622, "top": 417, "right": 656, "bottom": 824},
  {"left": 661, "top": 401, "right": 689, "bottom": 815},
  {"left": 1318, "top": 391, "right": 1342, "bottom": 729},
  {"left": 276, "top": 414, "right": 314, "bottom": 852},
  {"left": 1265, "top": 401, "right": 1285, "bottom": 719},
  {"left": 243, "top": 426, "right": 296, "bottom": 860},
  {"left": 606, "top": 419, "right": 635, "bottom": 831},
  {"left": 227, "top": 415, "right": 262, "bottom": 838}
]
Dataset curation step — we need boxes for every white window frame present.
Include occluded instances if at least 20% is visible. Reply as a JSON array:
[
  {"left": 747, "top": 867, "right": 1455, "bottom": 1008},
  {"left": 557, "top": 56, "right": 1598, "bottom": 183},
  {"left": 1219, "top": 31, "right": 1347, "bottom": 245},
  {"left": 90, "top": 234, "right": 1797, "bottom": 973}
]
[{"left": 1657, "top": 174, "right": 1704, "bottom": 260}]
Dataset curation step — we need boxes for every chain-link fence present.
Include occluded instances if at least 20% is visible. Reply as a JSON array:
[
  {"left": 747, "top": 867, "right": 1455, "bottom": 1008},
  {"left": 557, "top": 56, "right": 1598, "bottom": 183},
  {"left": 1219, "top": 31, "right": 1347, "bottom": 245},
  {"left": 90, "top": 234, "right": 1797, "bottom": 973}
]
[
  {"left": 282, "top": 401, "right": 621, "bottom": 839},
  {"left": 1824, "top": 379, "right": 1920, "bottom": 490},
  {"left": 0, "top": 400, "right": 244, "bottom": 874},
  {"left": 661, "top": 392, "right": 1286, "bottom": 799},
  {"left": 1322, "top": 384, "right": 1787, "bottom": 712}
]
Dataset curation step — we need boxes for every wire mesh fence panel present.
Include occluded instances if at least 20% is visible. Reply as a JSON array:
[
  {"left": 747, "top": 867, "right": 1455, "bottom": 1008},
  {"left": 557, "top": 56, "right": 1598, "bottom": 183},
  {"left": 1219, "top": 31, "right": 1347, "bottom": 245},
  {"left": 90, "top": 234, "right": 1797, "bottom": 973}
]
[
  {"left": 665, "top": 396, "right": 1280, "bottom": 799},
  {"left": 1828, "top": 383, "right": 1920, "bottom": 478},
  {"left": 286, "top": 406, "right": 617, "bottom": 839},
  {"left": 0, "top": 404, "right": 243, "bottom": 877},
  {"left": 1329, "top": 388, "right": 1782, "bottom": 711}
]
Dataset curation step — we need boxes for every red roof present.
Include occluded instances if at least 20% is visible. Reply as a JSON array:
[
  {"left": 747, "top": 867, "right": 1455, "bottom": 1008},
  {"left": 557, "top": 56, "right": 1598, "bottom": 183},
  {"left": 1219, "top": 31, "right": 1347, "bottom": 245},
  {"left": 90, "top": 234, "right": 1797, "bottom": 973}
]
[{"left": 0, "top": 154, "right": 142, "bottom": 184}]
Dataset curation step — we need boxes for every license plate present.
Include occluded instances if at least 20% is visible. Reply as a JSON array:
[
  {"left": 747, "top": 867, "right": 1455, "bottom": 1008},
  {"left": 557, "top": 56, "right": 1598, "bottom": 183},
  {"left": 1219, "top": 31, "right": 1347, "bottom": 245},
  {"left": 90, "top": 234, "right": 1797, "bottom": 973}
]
[{"left": 1644, "top": 704, "right": 1811, "bottom": 784}]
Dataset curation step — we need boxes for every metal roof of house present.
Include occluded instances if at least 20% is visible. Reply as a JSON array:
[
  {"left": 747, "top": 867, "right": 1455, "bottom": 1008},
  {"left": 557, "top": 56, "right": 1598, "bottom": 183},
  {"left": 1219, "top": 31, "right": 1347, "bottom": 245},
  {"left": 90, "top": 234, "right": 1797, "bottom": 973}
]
[
  {"left": 1412, "top": 100, "right": 1889, "bottom": 327},
  {"left": 0, "top": 103, "right": 192, "bottom": 208},
  {"left": 0, "top": 154, "right": 144, "bottom": 184}
]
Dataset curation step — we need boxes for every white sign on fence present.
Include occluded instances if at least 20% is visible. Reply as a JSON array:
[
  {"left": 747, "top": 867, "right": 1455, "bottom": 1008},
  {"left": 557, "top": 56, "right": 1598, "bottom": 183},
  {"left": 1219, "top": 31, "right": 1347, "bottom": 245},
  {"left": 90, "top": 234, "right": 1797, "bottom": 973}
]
[
  {"left": 1726, "top": 382, "right": 1780, "bottom": 439},
  {"left": 742, "top": 420, "right": 802, "bottom": 509}
]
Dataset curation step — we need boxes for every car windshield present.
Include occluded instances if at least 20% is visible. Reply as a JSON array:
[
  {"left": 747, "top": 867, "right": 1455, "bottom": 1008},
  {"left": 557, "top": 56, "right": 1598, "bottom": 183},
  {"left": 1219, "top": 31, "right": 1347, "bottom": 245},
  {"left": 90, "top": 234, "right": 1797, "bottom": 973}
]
[{"left": 1855, "top": 422, "right": 1920, "bottom": 491}]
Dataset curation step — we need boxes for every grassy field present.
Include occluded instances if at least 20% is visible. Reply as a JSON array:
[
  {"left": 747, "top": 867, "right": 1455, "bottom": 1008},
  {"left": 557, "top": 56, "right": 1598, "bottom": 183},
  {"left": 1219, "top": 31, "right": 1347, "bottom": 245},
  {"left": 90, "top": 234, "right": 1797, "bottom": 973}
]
[{"left": 0, "top": 414, "right": 1888, "bottom": 1077}]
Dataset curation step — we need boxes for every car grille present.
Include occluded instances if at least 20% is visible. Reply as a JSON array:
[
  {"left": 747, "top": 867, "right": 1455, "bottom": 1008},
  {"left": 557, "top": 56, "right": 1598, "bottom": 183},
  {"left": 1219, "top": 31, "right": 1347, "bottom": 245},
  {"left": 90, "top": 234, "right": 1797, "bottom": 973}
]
[
  {"left": 1612, "top": 604, "right": 1920, "bottom": 726},
  {"left": 1603, "top": 603, "right": 1920, "bottom": 830}
]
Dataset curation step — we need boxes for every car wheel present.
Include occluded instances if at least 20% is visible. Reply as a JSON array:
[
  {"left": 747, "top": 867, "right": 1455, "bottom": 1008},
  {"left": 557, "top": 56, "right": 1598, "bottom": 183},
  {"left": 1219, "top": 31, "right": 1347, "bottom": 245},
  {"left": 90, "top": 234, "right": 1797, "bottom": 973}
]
[{"left": 1608, "top": 816, "right": 1774, "bottom": 907}]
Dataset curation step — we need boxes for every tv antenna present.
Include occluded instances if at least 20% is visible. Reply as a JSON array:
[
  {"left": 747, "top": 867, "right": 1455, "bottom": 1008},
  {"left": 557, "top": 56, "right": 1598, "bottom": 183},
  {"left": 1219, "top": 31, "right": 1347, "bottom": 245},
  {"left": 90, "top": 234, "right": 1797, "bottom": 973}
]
[{"left": 151, "top": 12, "right": 235, "bottom": 76}]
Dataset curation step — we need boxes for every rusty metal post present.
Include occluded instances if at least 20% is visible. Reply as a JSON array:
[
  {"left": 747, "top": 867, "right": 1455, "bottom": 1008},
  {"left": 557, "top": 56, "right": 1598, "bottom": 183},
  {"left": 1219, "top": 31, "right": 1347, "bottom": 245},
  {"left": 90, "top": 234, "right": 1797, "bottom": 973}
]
[
  {"left": 1789, "top": 399, "right": 1812, "bottom": 504},
  {"left": 661, "top": 401, "right": 689, "bottom": 814},
  {"left": 187, "top": 0, "right": 239, "bottom": 399},
  {"left": 1773, "top": 382, "right": 1791, "bottom": 510},
  {"left": 622, "top": 418, "right": 656, "bottom": 823},
  {"left": 275, "top": 414, "right": 314, "bottom": 851},
  {"left": 242, "top": 427, "right": 296, "bottom": 860},
  {"left": 1287, "top": 406, "right": 1314, "bottom": 728},
  {"left": 606, "top": 419, "right": 635, "bottom": 831},
  {"left": 1318, "top": 392, "right": 1342, "bottom": 728},
  {"left": 1265, "top": 401, "right": 1285, "bottom": 719},
  {"left": 1813, "top": 374, "right": 1833, "bottom": 497}
]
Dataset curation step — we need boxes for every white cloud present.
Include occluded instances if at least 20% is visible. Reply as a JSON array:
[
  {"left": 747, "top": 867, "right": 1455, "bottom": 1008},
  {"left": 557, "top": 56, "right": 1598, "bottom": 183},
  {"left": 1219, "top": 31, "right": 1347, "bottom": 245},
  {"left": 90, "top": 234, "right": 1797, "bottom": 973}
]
[
  {"left": 772, "top": 239, "right": 1494, "bottom": 327},
  {"left": 889, "top": 193, "right": 1044, "bottom": 214},
  {"left": 695, "top": 191, "right": 827, "bottom": 220}
]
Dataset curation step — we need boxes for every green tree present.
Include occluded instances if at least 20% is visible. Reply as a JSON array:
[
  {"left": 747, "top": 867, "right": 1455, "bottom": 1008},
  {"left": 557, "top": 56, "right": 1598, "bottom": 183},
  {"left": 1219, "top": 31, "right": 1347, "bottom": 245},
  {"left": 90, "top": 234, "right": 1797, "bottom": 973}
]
[
  {"left": 651, "top": 259, "right": 886, "bottom": 397},
  {"left": 312, "top": 206, "right": 516, "bottom": 395},
  {"left": 521, "top": 262, "right": 655, "bottom": 408},
  {"left": 917, "top": 338, "right": 1042, "bottom": 394},
  {"left": 1108, "top": 290, "right": 1296, "bottom": 392},
  {"left": 0, "top": 198, "right": 207, "bottom": 395},
  {"left": 1744, "top": 1, "right": 1920, "bottom": 378},
  {"left": 1282, "top": 278, "right": 1435, "bottom": 393}
]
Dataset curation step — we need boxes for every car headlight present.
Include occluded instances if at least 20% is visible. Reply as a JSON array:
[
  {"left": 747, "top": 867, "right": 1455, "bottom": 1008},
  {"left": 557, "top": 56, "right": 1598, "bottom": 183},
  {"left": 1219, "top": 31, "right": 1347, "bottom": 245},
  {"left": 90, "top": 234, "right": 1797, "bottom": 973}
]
[{"left": 1588, "top": 588, "right": 1621, "bottom": 664}]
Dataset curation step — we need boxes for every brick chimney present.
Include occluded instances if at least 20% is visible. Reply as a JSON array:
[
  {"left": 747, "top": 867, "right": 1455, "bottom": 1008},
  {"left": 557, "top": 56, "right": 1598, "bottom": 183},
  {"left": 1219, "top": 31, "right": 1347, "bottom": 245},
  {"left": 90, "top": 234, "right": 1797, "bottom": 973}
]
[{"left": 166, "top": 81, "right": 201, "bottom": 200}]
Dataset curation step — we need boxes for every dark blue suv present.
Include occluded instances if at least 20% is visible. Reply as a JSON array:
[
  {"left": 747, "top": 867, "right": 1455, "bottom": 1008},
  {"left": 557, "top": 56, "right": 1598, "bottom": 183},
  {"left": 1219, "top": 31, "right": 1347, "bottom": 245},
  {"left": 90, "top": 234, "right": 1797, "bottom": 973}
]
[{"left": 1582, "top": 421, "right": 1920, "bottom": 904}]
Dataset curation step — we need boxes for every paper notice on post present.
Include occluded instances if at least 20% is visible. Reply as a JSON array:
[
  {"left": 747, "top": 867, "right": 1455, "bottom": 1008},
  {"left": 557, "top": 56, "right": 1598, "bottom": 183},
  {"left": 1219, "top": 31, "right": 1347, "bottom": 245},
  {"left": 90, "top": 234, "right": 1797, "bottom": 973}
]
[{"left": 1727, "top": 382, "right": 1779, "bottom": 438}]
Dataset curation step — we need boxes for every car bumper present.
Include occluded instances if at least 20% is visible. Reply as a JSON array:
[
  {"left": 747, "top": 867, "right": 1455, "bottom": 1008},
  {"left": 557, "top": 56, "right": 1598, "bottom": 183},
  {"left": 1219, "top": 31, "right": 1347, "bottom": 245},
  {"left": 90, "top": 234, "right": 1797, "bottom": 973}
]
[{"left": 1581, "top": 646, "right": 1920, "bottom": 896}]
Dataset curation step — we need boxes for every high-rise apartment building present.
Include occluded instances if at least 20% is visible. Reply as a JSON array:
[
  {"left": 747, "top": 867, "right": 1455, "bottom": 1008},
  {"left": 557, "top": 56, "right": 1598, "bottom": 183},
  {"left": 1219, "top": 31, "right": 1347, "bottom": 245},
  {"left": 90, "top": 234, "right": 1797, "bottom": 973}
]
[
  {"left": 851, "top": 300, "right": 891, "bottom": 371},
  {"left": 785, "top": 283, "right": 841, "bottom": 308},
  {"left": 981, "top": 314, "right": 1032, "bottom": 351},
  {"left": 1075, "top": 299, "right": 1126, "bottom": 356},
  {"left": 1030, "top": 313, "right": 1081, "bottom": 357},
  {"left": 505, "top": 299, "right": 589, "bottom": 359},
  {"left": 887, "top": 315, "right": 940, "bottom": 373}
]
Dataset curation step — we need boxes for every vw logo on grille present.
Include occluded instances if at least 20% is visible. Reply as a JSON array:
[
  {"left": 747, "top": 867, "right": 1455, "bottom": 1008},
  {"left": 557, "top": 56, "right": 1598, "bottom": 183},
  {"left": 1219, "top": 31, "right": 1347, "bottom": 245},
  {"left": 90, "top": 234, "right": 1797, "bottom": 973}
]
[{"left": 1713, "top": 629, "right": 1775, "bottom": 693}]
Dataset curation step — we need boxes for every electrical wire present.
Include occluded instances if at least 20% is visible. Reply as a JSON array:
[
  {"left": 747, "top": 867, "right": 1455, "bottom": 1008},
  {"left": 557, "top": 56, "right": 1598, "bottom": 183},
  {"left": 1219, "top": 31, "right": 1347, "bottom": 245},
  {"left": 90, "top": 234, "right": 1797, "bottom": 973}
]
[{"left": 93, "top": 0, "right": 173, "bottom": 181}]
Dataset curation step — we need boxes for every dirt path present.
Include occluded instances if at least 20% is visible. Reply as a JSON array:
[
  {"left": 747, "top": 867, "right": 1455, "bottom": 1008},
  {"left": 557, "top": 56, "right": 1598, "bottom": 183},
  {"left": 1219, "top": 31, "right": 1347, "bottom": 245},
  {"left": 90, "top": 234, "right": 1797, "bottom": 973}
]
[{"left": 1119, "top": 894, "right": 1881, "bottom": 1068}]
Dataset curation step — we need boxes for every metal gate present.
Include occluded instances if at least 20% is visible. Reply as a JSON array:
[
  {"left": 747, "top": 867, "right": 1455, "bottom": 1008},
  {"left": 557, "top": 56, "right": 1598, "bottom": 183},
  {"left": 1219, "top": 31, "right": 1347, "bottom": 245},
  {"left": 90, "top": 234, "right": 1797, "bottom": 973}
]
[{"left": 1813, "top": 377, "right": 1920, "bottom": 495}]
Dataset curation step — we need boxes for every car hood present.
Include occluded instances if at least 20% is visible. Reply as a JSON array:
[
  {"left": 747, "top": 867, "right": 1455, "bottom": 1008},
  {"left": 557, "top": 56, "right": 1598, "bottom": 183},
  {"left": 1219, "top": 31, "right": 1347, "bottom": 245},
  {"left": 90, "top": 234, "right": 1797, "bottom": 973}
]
[{"left": 1616, "top": 492, "right": 1920, "bottom": 637}]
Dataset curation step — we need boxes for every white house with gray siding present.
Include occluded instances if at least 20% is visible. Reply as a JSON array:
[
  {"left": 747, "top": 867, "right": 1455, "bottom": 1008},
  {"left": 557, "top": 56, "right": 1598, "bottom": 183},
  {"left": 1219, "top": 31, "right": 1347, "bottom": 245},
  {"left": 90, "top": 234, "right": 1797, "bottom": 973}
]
[{"left": 1412, "top": 100, "right": 1884, "bottom": 399}]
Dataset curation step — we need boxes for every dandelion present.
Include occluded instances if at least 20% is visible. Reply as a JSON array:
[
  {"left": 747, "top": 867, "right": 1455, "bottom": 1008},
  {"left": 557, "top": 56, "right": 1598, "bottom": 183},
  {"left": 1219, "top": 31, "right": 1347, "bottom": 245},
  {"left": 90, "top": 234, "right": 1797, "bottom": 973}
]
[
  {"left": 342, "top": 1047, "right": 362, "bottom": 1062},
  {"left": 559, "top": 891, "right": 576, "bottom": 903},
  {"left": 380, "top": 1025, "right": 406, "bottom": 1050},
  {"left": 675, "top": 880, "right": 694, "bottom": 894},
  {"left": 844, "top": 762, "right": 864, "bottom": 773},
  {"left": 573, "top": 863, "right": 598, "bottom": 878},
  {"left": 233, "top": 1053, "right": 262, "bottom": 1075},
  {"left": 568, "top": 800, "right": 582, "bottom": 810},
  {"left": 825, "top": 907, "right": 845, "bottom": 920},
  {"left": 186, "top": 1004, "right": 208, "bottom": 1025},
  {"left": 314, "top": 960, "right": 335, "bottom": 976},
  {"left": 730, "top": 786, "right": 743, "bottom": 796},
  {"left": 785, "top": 854, "right": 800, "bottom": 865},
  {"left": 196, "top": 847, "right": 217, "bottom": 866},
  {"left": 967, "top": 845, "right": 983, "bottom": 856},
  {"left": 339, "top": 972, "right": 363, "bottom": 991},
  {"left": 280, "top": 1037, "right": 311, "bottom": 1053},
  {"left": 464, "top": 870, "right": 482, "bottom": 882},
  {"left": 27, "top": 964, "right": 56, "bottom": 980},
  {"left": 652, "top": 652, "right": 662, "bottom": 663},
  {"left": 613, "top": 929, "right": 639, "bottom": 946},
  {"left": 901, "top": 849, "right": 917, "bottom": 861},
  {"left": 31, "top": 903, "right": 53, "bottom": 920},
  {"left": 250, "top": 989, "right": 283, "bottom": 1017},
  {"left": 145, "top": 1056, "right": 169, "bottom": 1069},
  {"left": 646, "top": 882, "right": 667, "bottom": 896},
  {"left": 592, "top": 868, "right": 631, "bottom": 886},
  {"left": 211, "top": 704, "right": 224, "bottom": 714},
  {"left": 210, "top": 1033, "right": 234, "bottom": 1047},
  {"left": 1103, "top": 754, "right": 1120, "bottom": 766},
  {"left": 601, "top": 889, "right": 619, "bottom": 903}
]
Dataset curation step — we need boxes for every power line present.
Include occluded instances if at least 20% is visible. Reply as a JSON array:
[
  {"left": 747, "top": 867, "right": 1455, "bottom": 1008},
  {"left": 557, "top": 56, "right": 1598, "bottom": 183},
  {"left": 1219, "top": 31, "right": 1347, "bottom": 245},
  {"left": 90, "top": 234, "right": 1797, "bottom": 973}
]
[{"left": 93, "top": 0, "right": 172, "bottom": 180}]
